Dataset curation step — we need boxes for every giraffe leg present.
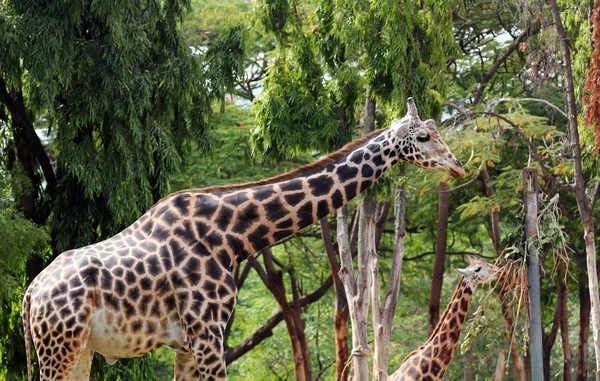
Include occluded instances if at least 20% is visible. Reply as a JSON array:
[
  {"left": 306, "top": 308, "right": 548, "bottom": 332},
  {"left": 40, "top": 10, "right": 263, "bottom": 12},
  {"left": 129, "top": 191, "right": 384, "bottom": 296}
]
[
  {"left": 70, "top": 348, "right": 94, "bottom": 381},
  {"left": 32, "top": 300, "right": 93, "bottom": 380},
  {"left": 174, "top": 351, "right": 201, "bottom": 381},
  {"left": 188, "top": 326, "right": 227, "bottom": 381},
  {"left": 35, "top": 333, "right": 91, "bottom": 381}
]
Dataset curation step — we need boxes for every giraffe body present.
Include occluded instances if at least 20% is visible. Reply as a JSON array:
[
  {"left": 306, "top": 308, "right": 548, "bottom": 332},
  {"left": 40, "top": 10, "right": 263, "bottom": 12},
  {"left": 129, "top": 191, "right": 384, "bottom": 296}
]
[
  {"left": 389, "top": 256, "right": 497, "bottom": 381},
  {"left": 22, "top": 99, "right": 466, "bottom": 381}
]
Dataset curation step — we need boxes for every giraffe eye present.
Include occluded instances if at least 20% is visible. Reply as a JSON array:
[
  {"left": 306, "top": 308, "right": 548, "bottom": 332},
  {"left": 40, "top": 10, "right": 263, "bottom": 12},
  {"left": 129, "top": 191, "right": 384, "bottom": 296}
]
[
  {"left": 416, "top": 135, "right": 430, "bottom": 143},
  {"left": 474, "top": 266, "right": 482, "bottom": 272}
]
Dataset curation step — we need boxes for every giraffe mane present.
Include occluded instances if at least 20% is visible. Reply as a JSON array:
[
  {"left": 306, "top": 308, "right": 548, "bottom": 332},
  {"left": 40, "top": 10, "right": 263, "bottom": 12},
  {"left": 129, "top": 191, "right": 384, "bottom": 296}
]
[
  {"left": 153, "top": 128, "right": 387, "bottom": 208},
  {"left": 400, "top": 277, "right": 469, "bottom": 364}
]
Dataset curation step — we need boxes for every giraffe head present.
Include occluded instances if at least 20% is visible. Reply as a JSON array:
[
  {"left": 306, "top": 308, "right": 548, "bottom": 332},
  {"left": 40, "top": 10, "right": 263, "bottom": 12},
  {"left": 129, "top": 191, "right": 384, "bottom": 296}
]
[
  {"left": 391, "top": 98, "right": 466, "bottom": 178},
  {"left": 456, "top": 255, "right": 498, "bottom": 287}
]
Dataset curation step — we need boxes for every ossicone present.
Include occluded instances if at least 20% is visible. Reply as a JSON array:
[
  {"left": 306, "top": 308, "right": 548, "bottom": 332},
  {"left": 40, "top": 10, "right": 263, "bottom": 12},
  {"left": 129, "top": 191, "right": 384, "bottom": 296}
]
[{"left": 406, "top": 97, "right": 420, "bottom": 120}]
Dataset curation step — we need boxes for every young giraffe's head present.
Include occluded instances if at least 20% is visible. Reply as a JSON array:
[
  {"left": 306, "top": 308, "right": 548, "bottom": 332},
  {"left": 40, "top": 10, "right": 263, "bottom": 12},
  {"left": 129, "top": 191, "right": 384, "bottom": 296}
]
[
  {"left": 391, "top": 98, "right": 466, "bottom": 178},
  {"left": 456, "top": 255, "right": 498, "bottom": 287}
]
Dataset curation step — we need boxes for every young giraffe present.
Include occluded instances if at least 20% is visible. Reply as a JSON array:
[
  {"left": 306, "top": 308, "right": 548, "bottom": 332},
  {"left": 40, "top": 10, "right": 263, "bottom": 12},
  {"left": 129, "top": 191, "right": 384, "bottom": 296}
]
[
  {"left": 389, "top": 256, "right": 498, "bottom": 381},
  {"left": 22, "top": 98, "right": 465, "bottom": 381}
]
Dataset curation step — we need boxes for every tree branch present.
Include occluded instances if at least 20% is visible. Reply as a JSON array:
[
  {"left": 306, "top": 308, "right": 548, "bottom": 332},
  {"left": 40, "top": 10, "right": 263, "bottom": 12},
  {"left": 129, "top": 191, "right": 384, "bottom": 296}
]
[
  {"left": 490, "top": 97, "right": 568, "bottom": 119},
  {"left": 473, "top": 25, "right": 540, "bottom": 105},
  {"left": 456, "top": 110, "right": 575, "bottom": 192},
  {"left": 591, "top": 181, "right": 600, "bottom": 211},
  {"left": 0, "top": 77, "right": 57, "bottom": 200},
  {"left": 404, "top": 250, "right": 490, "bottom": 261},
  {"left": 224, "top": 275, "right": 333, "bottom": 364}
]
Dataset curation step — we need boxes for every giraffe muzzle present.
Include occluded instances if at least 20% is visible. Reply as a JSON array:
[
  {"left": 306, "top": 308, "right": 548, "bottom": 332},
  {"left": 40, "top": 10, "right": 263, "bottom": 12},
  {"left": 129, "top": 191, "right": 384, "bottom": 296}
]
[{"left": 447, "top": 158, "right": 466, "bottom": 179}]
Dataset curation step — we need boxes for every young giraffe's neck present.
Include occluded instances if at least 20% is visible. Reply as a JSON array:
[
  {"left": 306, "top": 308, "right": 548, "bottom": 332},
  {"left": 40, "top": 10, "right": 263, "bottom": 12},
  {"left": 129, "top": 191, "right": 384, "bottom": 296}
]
[
  {"left": 142, "top": 127, "right": 404, "bottom": 267},
  {"left": 395, "top": 278, "right": 474, "bottom": 380}
]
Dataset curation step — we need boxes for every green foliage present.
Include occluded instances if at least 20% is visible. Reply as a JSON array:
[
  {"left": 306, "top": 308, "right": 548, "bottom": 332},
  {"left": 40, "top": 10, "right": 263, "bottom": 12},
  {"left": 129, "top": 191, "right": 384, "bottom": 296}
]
[
  {"left": 252, "top": 45, "right": 347, "bottom": 160},
  {"left": 501, "top": 194, "right": 571, "bottom": 264},
  {"left": 91, "top": 355, "right": 158, "bottom": 381},
  {"left": 171, "top": 102, "right": 313, "bottom": 191},
  {"left": 0, "top": 0, "right": 596, "bottom": 379},
  {"left": 0, "top": 168, "right": 48, "bottom": 304},
  {"left": 252, "top": 0, "right": 455, "bottom": 196},
  {"left": 181, "top": 0, "right": 251, "bottom": 47},
  {"left": 1, "top": 0, "right": 247, "bottom": 252},
  {"left": 0, "top": 167, "right": 48, "bottom": 381},
  {"left": 0, "top": 0, "right": 244, "bottom": 378}
]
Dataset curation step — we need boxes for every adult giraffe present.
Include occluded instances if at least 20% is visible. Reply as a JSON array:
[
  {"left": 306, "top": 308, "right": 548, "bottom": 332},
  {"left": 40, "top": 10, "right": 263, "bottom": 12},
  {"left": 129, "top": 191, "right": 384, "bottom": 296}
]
[{"left": 22, "top": 98, "right": 465, "bottom": 381}]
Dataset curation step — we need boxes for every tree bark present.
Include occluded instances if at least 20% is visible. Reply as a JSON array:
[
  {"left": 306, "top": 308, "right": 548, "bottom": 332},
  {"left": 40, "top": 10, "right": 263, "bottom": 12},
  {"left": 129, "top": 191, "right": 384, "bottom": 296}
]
[
  {"left": 320, "top": 219, "right": 349, "bottom": 381},
  {"left": 12, "top": 122, "right": 45, "bottom": 284},
  {"left": 547, "top": 1, "right": 600, "bottom": 378},
  {"left": 524, "top": 169, "right": 543, "bottom": 381},
  {"left": 428, "top": 181, "right": 449, "bottom": 335},
  {"left": 337, "top": 203, "right": 373, "bottom": 381},
  {"left": 2, "top": 80, "right": 50, "bottom": 284},
  {"left": 371, "top": 170, "right": 406, "bottom": 381},
  {"left": 0, "top": 78, "right": 57, "bottom": 201},
  {"left": 248, "top": 249, "right": 312, "bottom": 381},
  {"left": 332, "top": 92, "right": 377, "bottom": 381},
  {"left": 494, "top": 347, "right": 506, "bottom": 381},
  {"left": 559, "top": 274, "right": 573, "bottom": 381},
  {"left": 542, "top": 285, "right": 561, "bottom": 381},
  {"left": 576, "top": 251, "right": 591, "bottom": 381},
  {"left": 477, "top": 169, "right": 501, "bottom": 253}
]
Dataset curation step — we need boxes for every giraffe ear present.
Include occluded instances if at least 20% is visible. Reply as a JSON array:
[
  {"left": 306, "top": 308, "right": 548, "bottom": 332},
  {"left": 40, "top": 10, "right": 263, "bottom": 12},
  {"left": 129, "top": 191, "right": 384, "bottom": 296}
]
[
  {"left": 391, "top": 118, "right": 409, "bottom": 139},
  {"left": 456, "top": 268, "right": 469, "bottom": 276}
]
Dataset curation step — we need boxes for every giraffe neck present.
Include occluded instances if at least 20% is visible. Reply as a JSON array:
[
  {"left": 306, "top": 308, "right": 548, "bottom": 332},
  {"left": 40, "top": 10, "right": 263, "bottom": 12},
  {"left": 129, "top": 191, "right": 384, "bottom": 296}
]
[
  {"left": 217, "top": 128, "right": 402, "bottom": 262},
  {"left": 419, "top": 278, "right": 474, "bottom": 378},
  {"left": 430, "top": 277, "right": 473, "bottom": 345},
  {"left": 144, "top": 127, "right": 404, "bottom": 267}
]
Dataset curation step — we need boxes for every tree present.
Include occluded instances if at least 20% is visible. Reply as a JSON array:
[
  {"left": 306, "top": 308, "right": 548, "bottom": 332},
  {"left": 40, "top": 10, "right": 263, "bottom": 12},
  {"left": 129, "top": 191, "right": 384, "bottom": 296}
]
[
  {"left": 251, "top": 0, "right": 455, "bottom": 378},
  {"left": 0, "top": 0, "right": 243, "bottom": 378}
]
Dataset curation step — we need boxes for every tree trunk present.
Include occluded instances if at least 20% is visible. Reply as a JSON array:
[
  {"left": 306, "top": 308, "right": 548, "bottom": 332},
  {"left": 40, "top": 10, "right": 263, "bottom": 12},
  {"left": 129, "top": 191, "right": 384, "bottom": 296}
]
[
  {"left": 582, "top": 225, "right": 600, "bottom": 379},
  {"left": 224, "top": 275, "right": 333, "bottom": 365},
  {"left": 542, "top": 284, "right": 561, "bottom": 381},
  {"left": 12, "top": 122, "right": 45, "bottom": 284},
  {"left": 478, "top": 169, "right": 501, "bottom": 253},
  {"left": 559, "top": 274, "right": 573, "bottom": 381},
  {"left": 371, "top": 170, "right": 406, "bottom": 381},
  {"left": 576, "top": 251, "right": 591, "bottom": 381},
  {"left": 356, "top": 197, "right": 376, "bottom": 379},
  {"left": 547, "top": 1, "right": 600, "bottom": 378},
  {"left": 494, "top": 347, "right": 506, "bottom": 381},
  {"left": 320, "top": 219, "right": 349, "bottom": 381},
  {"left": 333, "top": 91, "right": 377, "bottom": 381},
  {"left": 337, "top": 204, "right": 372, "bottom": 381},
  {"left": 1, "top": 80, "right": 55, "bottom": 284},
  {"left": 248, "top": 249, "right": 312, "bottom": 381},
  {"left": 428, "top": 181, "right": 449, "bottom": 335}
]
